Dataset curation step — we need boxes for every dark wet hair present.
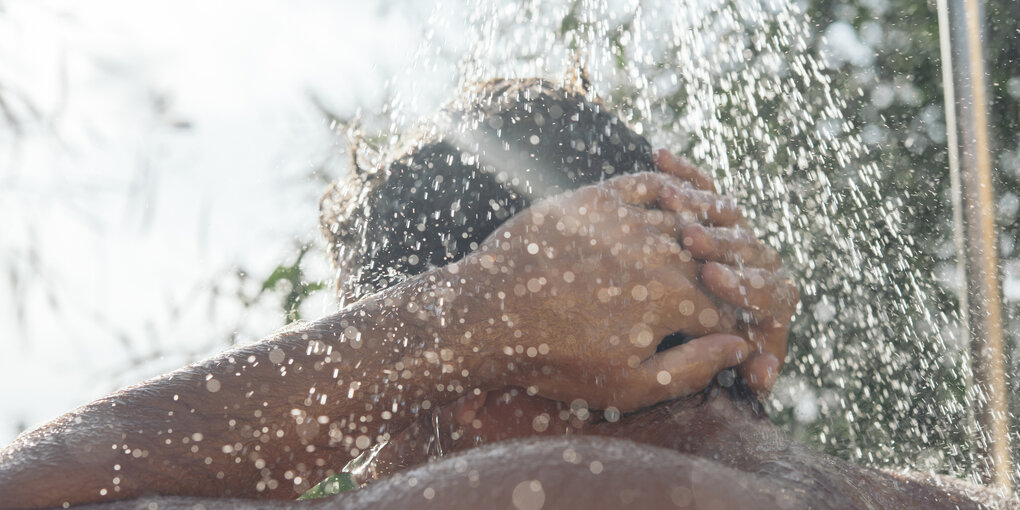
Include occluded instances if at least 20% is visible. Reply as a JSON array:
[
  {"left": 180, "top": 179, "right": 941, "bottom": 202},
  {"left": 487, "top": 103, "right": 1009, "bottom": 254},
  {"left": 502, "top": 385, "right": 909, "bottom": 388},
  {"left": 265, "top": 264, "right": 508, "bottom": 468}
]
[{"left": 319, "top": 78, "right": 655, "bottom": 305}]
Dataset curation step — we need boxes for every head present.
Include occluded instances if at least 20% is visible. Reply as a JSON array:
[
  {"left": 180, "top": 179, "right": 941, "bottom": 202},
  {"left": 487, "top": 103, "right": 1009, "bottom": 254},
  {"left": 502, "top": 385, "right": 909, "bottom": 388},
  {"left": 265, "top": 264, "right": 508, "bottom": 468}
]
[
  {"left": 320, "top": 75, "right": 764, "bottom": 387},
  {"left": 319, "top": 78, "right": 655, "bottom": 306}
]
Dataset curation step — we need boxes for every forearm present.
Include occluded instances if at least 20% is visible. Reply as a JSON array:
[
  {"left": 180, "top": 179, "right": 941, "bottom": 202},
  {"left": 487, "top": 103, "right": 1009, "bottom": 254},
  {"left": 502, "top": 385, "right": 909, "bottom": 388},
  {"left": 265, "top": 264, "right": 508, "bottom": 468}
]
[{"left": 0, "top": 267, "right": 495, "bottom": 508}]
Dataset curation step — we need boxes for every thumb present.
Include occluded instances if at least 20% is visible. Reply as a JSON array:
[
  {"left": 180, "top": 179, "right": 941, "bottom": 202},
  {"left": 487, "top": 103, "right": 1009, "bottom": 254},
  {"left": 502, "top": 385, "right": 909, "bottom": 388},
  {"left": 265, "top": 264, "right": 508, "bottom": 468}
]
[{"left": 629, "top": 334, "right": 750, "bottom": 409}]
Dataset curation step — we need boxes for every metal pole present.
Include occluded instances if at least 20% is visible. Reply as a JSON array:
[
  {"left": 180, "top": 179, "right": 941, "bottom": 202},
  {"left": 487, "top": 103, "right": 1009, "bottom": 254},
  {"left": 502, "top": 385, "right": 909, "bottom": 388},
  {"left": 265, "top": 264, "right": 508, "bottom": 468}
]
[{"left": 936, "top": 0, "right": 1012, "bottom": 490}]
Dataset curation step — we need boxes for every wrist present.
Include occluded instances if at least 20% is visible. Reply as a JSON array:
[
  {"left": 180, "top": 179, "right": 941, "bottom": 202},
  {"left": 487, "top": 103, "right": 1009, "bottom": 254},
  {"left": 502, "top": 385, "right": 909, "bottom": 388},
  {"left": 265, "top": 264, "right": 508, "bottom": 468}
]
[
  {"left": 433, "top": 254, "right": 553, "bottom": 390},
  {"left": 372, "top": 262, "right": 507, "bottom": 392}
]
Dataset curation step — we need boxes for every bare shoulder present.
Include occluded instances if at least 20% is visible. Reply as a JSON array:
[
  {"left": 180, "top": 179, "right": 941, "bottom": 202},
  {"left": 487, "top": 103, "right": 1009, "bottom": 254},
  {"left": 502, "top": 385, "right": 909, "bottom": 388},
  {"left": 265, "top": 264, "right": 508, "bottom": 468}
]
[
  {"left": 77, "top": 437, "right": 809, "bottom": 510},
  {"left": 882, "top": 469, "right": 1019, "bottom": 510},
  {"left": 74, "top": 436, "right": 1013, "bottom": 510}
]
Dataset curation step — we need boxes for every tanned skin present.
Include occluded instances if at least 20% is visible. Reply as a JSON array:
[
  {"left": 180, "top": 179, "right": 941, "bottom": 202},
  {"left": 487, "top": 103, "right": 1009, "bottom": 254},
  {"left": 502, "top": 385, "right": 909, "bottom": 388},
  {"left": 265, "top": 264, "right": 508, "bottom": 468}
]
[
  {"left": 15, "top": 151, "right": 1001, "bottom": 509},
  {"left": 0, "top": 156, "right": 792, "bottom": 508}
]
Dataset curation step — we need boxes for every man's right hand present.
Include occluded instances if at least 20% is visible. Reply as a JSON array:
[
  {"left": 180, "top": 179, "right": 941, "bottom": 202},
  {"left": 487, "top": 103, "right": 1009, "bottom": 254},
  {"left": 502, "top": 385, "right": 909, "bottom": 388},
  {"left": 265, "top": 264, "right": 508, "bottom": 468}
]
[{"left": 452, "top": 170, "right": 753, "bottom": 411}]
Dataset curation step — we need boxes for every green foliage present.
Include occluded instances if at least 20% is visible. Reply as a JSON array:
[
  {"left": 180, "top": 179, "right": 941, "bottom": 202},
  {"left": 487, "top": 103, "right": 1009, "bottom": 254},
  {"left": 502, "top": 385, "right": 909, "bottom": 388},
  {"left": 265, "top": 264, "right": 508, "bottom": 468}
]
[
  {"left": 258, "top": 246, "right": 325, "bottom": 322},
  {"left": 238, "top": 243, "right": 327, "bottom": 324},
  {"left": 297, "top": 473, "right": 358, "bottom": 500}
]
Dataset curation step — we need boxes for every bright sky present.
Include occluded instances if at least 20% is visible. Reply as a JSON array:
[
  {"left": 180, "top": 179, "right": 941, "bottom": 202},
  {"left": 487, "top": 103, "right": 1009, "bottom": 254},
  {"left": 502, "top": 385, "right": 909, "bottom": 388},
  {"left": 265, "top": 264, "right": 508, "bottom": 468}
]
[{"left": 0, "top": 0, "right": 456, "bottom": 443}]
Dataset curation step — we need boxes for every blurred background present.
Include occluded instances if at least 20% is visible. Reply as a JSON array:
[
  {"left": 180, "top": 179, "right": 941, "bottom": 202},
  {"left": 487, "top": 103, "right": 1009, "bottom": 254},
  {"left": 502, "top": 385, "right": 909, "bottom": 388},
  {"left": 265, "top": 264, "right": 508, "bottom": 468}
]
[
  {"left": 1, "top": 0, "right": 1018, "bottom": 486},
  {"left": 0, "top": 0, "right": 436, "bottom": 440}
]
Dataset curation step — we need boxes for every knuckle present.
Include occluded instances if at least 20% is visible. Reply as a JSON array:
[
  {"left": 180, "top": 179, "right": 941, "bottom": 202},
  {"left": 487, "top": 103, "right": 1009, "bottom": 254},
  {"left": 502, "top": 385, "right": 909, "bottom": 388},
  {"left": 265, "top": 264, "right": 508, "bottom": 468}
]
[
  {"left": 734, "top": 226, "right": 755, "bottom": 241},
  {"left": 631, "top": 170, "right": 660, "bottom": 182}
]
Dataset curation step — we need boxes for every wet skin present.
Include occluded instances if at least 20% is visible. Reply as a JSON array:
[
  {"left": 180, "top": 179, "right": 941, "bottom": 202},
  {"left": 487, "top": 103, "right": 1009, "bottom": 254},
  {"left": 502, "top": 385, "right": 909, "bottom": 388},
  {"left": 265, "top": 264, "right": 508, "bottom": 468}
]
[
  {"left": 373, "top": 391, "right": 1006, "bottom": 510},
  {"left": 76, "top": 394, "right": 1007, "bottom": 510},
  {"left": 6, "top": 151, "right": 996, "bottom": 509},
  {"left": 0, "top": 152, "right": 799, "bottom": 508},
  {"left": 3, "top": 149, "right": 1004, "bottom": 509}
]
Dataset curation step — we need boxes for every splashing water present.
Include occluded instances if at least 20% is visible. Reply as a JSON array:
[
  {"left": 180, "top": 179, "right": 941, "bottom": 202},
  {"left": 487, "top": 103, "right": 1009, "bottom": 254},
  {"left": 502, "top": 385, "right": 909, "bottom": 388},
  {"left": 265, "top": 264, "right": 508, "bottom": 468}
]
[{"left": 354, "top": 0, "right": 986, "bottom": 481}]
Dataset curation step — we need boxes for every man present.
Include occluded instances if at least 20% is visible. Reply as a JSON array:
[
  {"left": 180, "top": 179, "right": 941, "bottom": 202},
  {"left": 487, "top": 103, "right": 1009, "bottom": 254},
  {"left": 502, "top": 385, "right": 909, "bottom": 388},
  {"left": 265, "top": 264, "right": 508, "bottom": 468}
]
[
  {"left": 0, "top": 78, "right": 784, "bottom": 508},
  {"left": 0, "top": 79, "right": 1008, "bottom": 509},
  {"left": 304, "top": 79, "right": 1009, "bottom": 509}
]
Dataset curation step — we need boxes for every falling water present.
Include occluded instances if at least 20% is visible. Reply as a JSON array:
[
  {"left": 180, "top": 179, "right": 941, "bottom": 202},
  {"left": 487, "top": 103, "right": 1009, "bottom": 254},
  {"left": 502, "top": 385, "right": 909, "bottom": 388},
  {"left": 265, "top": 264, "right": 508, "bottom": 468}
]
[{"left": 364, "top": 0, "right": 988, "bottom": 482}]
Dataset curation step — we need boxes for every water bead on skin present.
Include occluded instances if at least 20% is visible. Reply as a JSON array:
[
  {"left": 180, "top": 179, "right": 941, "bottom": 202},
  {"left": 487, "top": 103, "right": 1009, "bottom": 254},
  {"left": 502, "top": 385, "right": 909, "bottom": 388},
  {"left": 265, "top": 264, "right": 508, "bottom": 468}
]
[
  {"left": 628, "top": 324, "right": 655, "bottom": 347},
  {"left": 678, "top": 300, "right": 695, "bottom": 316},
  {"left": 749, "top": 273, "right": 766, "bottom": 289},
  {"left": 698, "top": 308, "right": 720, "bottom": 328}
]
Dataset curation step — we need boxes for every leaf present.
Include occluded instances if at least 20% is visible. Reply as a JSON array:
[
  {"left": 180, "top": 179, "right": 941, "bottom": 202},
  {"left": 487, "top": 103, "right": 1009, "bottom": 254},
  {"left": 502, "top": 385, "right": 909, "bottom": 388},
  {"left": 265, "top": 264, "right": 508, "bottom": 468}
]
[{"left": 297, "top": 472, "right": 358, "bottom": 500}]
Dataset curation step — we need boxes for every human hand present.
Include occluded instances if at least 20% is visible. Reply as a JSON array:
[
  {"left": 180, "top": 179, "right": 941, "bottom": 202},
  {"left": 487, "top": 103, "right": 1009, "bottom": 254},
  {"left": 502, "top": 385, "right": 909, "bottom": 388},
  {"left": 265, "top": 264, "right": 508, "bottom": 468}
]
[
  {"left": 456, "top": 170, "right": 751, "bottom": 411},
  {"left": 653, "top": 149, "right": 799, "bottom": 395}
]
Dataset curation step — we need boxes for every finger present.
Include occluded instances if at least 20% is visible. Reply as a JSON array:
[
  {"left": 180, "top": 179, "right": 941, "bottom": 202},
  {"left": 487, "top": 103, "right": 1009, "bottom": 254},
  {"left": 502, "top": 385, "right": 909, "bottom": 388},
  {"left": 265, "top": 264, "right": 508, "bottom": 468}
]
[
  {"left": 658, "top": 186, "right": 743, "bottom": 227},
  {"left": 605, "top": 172, "right": 681, "bottom": 206},
  {"left": 739, "top": 352, "right": 781, "bottom": 395},
  {"left": 636, "top": 334, "right": 750, "bottom": 405},
  {"left": 640, "top": 207, "right": 683, "bottom": 237},
  {"left": 619, "top": 230, "right": 698, "bottom": 283},
  {"left": 651, "top": 268, "right": 740, "bottom": 337},
  {"left": 653, "top": 149, "right": 717, "bottom": 193},
  {"left": 682, "top": 224, "right": 782, "bottom": 269},
  {"left": 737, "top": 310, "right": 790, "bottom": 395},
  {"left": 701, "top": 262, "right": 799, "bottom": 324}
]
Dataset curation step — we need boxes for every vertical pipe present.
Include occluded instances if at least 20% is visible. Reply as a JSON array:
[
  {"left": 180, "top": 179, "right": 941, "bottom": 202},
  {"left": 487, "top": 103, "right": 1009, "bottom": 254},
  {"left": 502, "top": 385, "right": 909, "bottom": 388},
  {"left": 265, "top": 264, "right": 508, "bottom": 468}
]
[{"left": 936, "top": 0, "right": 1012, "bottom": 491}]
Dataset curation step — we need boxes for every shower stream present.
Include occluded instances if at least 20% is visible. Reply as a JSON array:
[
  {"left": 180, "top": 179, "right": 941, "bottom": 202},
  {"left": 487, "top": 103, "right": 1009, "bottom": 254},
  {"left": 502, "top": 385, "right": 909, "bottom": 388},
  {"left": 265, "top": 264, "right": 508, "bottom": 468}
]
[{"left": 335, "top": 0, "right": 999, "bottom": 485}]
